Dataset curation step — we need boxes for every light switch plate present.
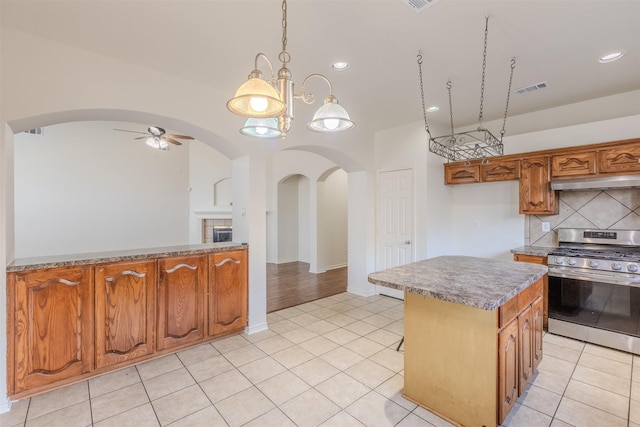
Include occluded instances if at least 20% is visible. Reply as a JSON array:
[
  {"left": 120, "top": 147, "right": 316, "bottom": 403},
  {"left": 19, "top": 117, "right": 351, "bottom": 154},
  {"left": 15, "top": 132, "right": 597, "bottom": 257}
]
[{"left": 542, "top": 222, "right": 551, "bottom": 232}]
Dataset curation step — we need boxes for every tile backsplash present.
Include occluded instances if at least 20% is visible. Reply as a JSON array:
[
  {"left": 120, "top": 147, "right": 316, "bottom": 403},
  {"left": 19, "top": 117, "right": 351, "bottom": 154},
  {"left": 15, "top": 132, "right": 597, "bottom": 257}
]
[{"left": 525, "top": 189, "right": 640, "bottom": 246}]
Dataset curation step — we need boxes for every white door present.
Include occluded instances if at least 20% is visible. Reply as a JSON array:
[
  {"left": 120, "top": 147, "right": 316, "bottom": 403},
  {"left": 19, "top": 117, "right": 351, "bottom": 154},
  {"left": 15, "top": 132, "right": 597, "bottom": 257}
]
[{"left": 376, "top": 169, "right": 413, "bottom": 299}]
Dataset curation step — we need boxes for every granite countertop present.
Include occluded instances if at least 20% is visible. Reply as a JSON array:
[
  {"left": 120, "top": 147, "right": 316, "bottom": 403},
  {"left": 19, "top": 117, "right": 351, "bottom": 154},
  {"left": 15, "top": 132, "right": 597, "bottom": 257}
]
[
  {"left": 510, "top": 246, "right": 556, "bottom": 257},
  {"left": 7, "top": 242, "right": 248, "bottom": 272},
  {"left": 368, "top": 256, "right": 547, "bottom": 310}
]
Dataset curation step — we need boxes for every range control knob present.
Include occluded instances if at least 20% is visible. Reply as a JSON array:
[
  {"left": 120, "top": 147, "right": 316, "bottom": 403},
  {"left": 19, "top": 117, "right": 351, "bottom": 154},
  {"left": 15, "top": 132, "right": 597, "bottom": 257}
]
[
  {"left": 611, "top": 263, "right": 622, "bottom": 271},
  {"left": 628, "top": 264, "right": 639, "bottom": 273},
  {"left": 567, "top": 258, "right": 577, "bottom": 266},
  {"left": 588, "top": 260, "right": 599, "bottom": 268},
  {"left": 554, "top": 257, "right": 565, "bottom": 265}
]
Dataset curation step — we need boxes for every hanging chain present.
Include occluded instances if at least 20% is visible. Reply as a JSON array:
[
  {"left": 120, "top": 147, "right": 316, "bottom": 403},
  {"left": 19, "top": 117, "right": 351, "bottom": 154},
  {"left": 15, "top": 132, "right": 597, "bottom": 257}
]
[
  {"left": 478, "top": 16, "right": 489, "bottom": 128},
  {"left": 446, "top": 80, "right": 454, "bottom": 139},
  {"left": 279, "top": 0, "right": 291, "bottom": 65},
  {"left": 417, "top": 53, "right": 432, "bottom": 138},
  {"left": 500, "top": 58, "right": 516, "bottom": 138}
]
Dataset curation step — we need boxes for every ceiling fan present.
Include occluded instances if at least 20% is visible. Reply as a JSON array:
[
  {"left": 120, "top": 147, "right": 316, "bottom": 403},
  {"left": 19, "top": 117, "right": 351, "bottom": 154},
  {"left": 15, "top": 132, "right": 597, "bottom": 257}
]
[{"left": 114, "top": 126, "right": 193, "bottom": 150}]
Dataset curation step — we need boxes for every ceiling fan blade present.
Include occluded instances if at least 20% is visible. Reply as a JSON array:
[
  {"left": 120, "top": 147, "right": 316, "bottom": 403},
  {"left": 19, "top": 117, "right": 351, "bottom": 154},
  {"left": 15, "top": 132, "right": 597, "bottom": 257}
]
[
  {"left": 134, "top": 136, "right": 149, "bottom": 140},
  {"left": 167, "top": 134, "right": 194, "bottom": 140},
  {"left": 113, "top": 128, "right": 149, "bottom": 135},
  {"left": 164, "top": 137, "right": 183, "bottom": 146}
]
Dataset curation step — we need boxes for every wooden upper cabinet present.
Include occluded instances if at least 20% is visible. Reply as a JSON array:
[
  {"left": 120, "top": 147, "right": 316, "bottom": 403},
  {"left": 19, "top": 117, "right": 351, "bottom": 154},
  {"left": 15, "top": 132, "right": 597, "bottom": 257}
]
[
  {"left": 482, "top": 159, "right": 521, "bottom": 182},
  {"left": 8, "top": 266, "right": 94, "bottom": 394},
  {"left": 552, "top": 152, "right": 597, "bottom": 177},
  {"left": 444, "top": 163, "right": 480, "bottom": 184},
  {"left": 519, "top": 157, "right": 558, "bottom": 215},
  {"left": 94, "top": 261, "right": 156, "bottom": 369},
  {"left": 157, "top": 255, "right": 206, "bottom": 351},
  {"left": 209, "top": 249, "right": 248, "bottom": 336},
  {"left": 598, "top": 143, "right": 640, "bottom": 174}
]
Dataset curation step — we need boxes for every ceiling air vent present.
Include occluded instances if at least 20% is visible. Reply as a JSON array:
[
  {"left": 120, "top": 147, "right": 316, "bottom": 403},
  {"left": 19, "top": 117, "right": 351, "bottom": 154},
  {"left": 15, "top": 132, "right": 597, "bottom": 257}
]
[
  {"left": 400, "top": 0, "right": 440, "bottom": 13},
  {"left": 24, "top": 128, "right": 44, "bottom": 135},
  {"left": 515, "top": 81, "right": 548, "bottom": 95}
]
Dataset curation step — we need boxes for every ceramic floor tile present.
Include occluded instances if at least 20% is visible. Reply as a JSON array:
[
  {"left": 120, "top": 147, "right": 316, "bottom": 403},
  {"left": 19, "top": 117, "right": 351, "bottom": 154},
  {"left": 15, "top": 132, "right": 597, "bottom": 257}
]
[
  {"left": 323, "top": 328, "right": 360, "bottom": 345},
  {"left": 142, "top": 367, "right": 195, "bottom": 401},
  {"left": 268, "top": 319, "right": 300, "bottom": 334},
  {"left": 176, "top": 342, "right": 220, "bottom": 366},
  {"left": 325, "top": 314, "right": 358, "bottom": 328},
  {"left": 198, "top": 368, "right": 252, "bottom": 403},
  {"left": 360, "top": 302, "right": 388, "bottom": 314},
  {"left": 91, "top": 383, "right": 149, "bottom": 423},
  {"left": 165, "top": 405, "right": 228, "bottom": 427},
  {"left": 379, "top": 308, "right": 404, "bottom": 321},
  {"left": 238, "top": 356, "right": 286, "bottom": 384},
  {"left": 276, "top": 306, "right": 306, "bottom": 319},
  {"left": 253, "top": 335, "right": 295, "bottom": 354},
  {"left": 345, "top": 359, "right": 395, "bottom": 389},
  {"left": 304, "top": 319, "right": 340, "bottom": 335},
  {"left": 383, "top": 320, "right": 404, "bottom": 336},
  {"left": 270, "top": 345, "right": 316, "bottom": 369},
  {"left": 222, "top": 344, "right": 268, "bottom": 367},
  {"left": 412, "top": 405, "right": 456, "bottom": 427},
  {"left": 537, "top": 354, "right": 577, "bottom": 379},
  {"left": 361, "top": 314, "right": 395, "bottom": 328},
  {"left": 343, "top": 320, "right": 380, "bottom": 336},
  {"left": 316, "top": 372, "right": 371, "bottom": 408},
  {"left": 583, "top": 343, "right": 633, "bottom": 365},
  {"left": 517, "top": 384, "right": 562, "bottom": 417},
  {"left": 296, "top": 301, "right": 323, "bottom": 312},
  {"left": 365, "top": 329, "right": 402, "bottom": 347},
  {"left": 185, "top": 354, "right": 235, "bottom": 382},
  {"left": 290, "top": 357, "right": 341, "bottom": 387},
  {"left": 369, "top": 348, "right": 404, "bottom": 373},
  {"left": 151, "top": 384, "right": 211, "bottom": 426},
  {"left": 214, "top": 386, "right": 275, "bottom": 427},
  {"left": 299, "top": 336, "right": 340, "bottom": 356},
  {"left": 555, "top": 396, "right": 627, "bottom": 427},
  {"left": 319, "top": 410, "right": 366, "bottom": 426},
  {"left": 242, "top": 329, "right": 279, "bottom": 344},
  {"left": 395, "top": 412, "right": 435, "bottom": 427},
  {"left": 343, "top": 307, "right": 375, "bottom": 320},
  {"left": 544, "top": 333, "right": 586, "bottom": 351},
  {"left": 89, "top": 366, "right": 140, "bottom": 398},
  {"left": 241, "top": 408, "right": 297, "bottom": 427},
  {"left": 256, "top": 371, "right": 311, "bottom": 405},
  {"left": 632, "top": 380, "right": 640, "bottom": 402},
  {"left": 631, "top": 397, "right": 640, "bottom": 424},
  {"left": 572, "top": 365, "right": 631, "bottom": 397},
  {"left": 530, "top": 370, "right": 571, "bottom": 395},
  {"left": 543, "top": 341, "right": 582, "bottom": 364},
  {"left": 345, "top": 391, "right": 409, "bottom": 427},
  {"left": 564, "top": 379, "right": 629, "bottom": 419},
  {"left": 280, "top": 327, "right": 318, "bottom": 344},
  {"left": 211, "top": 334, "right": 251, "bottom": 353},
  {"left": 344, "top": 337, "right": 386, "bottom": 358},
  {"left": 136, "top": 354, "right": 183, "bottom": 381},
  {"left": 279, "top": 388, "right": 341, "bottom": 427},
  {"left": 27, "top": 381, "right": 89, "bottom": 420},
  {"left": 266, "top": 312, "right": 284, "bottom": 324},
  {"left": 549, "top": 420, "right": 574, "bottom": 427},
  {"left": 320, "top": 347, "right": 365, "bottom": 371},
  {"left": 0, "top": 398, "right": 29, "bottom": 426},
  {"left": 579, "top": 352, "right": 632, "bottom": 379},
  {"left": 501, "top": 403, "right": 552, "bottom": 427},
  {"left": 289, "top": 313, "right": 322, "bottom": 327},
  {"left": 93, "top": 403, "right": 159, "bottom": 427},
  {"left": 23, "top": 400, "right": 91, "bottom": 427}
]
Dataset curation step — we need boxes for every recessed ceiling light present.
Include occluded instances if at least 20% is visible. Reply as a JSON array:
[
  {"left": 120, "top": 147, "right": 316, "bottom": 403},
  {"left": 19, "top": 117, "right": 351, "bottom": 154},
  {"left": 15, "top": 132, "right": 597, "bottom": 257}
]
[
  {"left": 332, "top": 62, "right": 349, "bottom": 71},
  {"left": 599, "top": 52, "right": 624, "bottom": 63},
  {"left": 426, "top": 106, "right": 439, "bottom": 113}
]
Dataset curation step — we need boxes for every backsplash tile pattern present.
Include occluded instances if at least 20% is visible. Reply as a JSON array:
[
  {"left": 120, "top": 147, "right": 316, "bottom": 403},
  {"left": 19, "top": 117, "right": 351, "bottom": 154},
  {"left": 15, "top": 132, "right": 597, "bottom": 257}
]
[{"left": 526, "top": 189, "right": 640, "bottom": 246}]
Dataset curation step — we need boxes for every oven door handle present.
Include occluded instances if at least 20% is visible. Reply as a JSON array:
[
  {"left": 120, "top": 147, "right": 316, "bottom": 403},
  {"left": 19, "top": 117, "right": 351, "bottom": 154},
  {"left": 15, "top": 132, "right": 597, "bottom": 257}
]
[{"left": 549, "top": 266, "right": 640, "bottom": 287}]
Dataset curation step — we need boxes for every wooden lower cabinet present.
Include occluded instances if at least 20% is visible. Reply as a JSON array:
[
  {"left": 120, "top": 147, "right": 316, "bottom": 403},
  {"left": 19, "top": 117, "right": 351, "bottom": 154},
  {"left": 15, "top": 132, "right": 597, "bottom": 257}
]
[
  {"left": 7, "top": 247, "right": 248, "bottom": 399},
  {"left": 209, "top": 250, "right": 248, "bottom": 336},
  {"left": 498, "top": 319, "right": 519, "bottom": 421},
  {"left": 7, "top": 266, "right": 94, "bottom": 395},
  {"left": 157, "top": 255, "right": 206, "bottom": 350},
  {"left": 95, "top": 261, "right": 156, "bottom": 369},
  {"left": 514, "top": 254, "right": 549, "bottom": 330}
]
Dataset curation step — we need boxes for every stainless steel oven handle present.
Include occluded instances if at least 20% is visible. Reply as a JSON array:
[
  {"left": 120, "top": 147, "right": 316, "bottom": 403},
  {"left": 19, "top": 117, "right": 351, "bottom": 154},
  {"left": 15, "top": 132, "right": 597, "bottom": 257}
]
[{"left": 548, "top": 266, "right": 640, "bottom": 287}]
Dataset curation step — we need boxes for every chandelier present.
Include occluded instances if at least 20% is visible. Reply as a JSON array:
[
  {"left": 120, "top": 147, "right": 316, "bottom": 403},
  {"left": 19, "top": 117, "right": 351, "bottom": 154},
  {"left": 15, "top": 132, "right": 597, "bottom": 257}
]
[
  {"left": 418, "top": 16, "right": 516, "bottom": 163},
  {"left": 227, "top": 0, "right": 355, "bottom": 138}
]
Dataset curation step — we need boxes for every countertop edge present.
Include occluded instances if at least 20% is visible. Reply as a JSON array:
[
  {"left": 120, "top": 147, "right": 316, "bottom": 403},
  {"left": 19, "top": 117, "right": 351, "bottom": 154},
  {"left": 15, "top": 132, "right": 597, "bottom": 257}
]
[
  {"left": 7, "top": 243, "right": 248, "bottom": 272},
  {"left": 510, "top": 246, "right": 555, "bottom": 257}
]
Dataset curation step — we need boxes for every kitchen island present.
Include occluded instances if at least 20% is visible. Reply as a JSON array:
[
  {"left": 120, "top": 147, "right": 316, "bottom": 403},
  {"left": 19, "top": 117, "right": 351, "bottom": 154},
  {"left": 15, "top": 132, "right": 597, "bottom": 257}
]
[{"left": 368, "top": 256, "right": 548, "bottom": 426}]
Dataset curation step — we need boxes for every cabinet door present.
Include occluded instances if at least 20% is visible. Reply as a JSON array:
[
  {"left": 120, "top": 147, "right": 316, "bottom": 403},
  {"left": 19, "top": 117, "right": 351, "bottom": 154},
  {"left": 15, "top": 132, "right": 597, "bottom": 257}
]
[
  {"left": 532, "top": 296, "right": 544, "bottom": 372},
  {"left": 157, "top": 255, "right": 206, "bottom": 351},
  {"left": 498, "top": 319, "right": 519, "bottom": 424},
  {"left": 95, "top": 261, "right": 156, "bottom": 369},
  {"left": 9, "top": 267, "right": 94, "bottom": 394},
  {"left": 598, "top": 144, "right": 640, "bottom": 174},
  {"left": 520, "top": 157, "right": 558, "bottom": 215},
  {"left": 513, "top": 255, "right": 549, "bottom": 330},
  {"left": 552, "top": 152, "right": 597, "bottom": 177},
  {"left": 444, "top": 163, "right": 480, "bottom": 184},
  {"left": 481, "top": 159, "right": 521, "bottom": 182},
  {"left": 518, "top": 305, "right": 534, "bottom": 395},
  {"left": 209, "top": 250, "right": 248, "bottom": 336}
]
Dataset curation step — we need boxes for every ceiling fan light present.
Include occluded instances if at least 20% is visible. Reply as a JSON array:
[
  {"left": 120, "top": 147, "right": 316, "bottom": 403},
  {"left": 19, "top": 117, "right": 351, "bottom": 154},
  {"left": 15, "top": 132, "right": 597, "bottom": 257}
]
[
  {"left": 146, "top": 136, "right": 169, "bottom": 150},
  {"left": 240, "top": 118, "right": 282, "bottom": 138},
  {"left": 227, "top": 76, "right": 286, "bottom": 118},
  {"left": 307, "top": 96, "right": 355, "bottom": 132}
]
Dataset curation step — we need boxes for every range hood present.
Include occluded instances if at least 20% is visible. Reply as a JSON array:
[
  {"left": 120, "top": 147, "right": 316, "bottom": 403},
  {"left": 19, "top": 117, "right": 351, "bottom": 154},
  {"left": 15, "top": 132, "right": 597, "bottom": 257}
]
[{"left": 551, "top": 175, "right": 640, "bottom": 191}]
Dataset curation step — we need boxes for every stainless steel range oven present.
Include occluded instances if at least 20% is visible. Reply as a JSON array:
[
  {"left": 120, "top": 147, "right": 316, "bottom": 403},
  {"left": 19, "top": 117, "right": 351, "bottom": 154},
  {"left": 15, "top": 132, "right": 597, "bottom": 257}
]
[{"left": 548, "top": 228, "right": 640, "bottom": 354}]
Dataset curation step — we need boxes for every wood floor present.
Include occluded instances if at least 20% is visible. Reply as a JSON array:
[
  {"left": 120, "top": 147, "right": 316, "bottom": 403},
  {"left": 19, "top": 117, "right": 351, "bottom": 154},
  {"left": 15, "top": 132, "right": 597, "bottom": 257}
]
[{"left": 267, "top": 262, "right": 348, "bottom": 313}]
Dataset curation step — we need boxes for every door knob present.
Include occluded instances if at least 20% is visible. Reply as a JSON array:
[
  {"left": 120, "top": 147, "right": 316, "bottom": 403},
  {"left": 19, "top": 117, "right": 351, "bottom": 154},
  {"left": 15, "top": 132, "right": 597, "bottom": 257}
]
[{"left": 404, "top": 240, "right": 411, "bottom": 244}]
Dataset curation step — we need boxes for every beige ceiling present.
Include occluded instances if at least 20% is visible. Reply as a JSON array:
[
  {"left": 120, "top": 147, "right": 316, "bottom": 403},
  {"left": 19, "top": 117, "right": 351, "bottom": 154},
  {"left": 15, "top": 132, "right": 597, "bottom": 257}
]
[{"left": 2, "top": 0, "right": 639, "bottom": 138}]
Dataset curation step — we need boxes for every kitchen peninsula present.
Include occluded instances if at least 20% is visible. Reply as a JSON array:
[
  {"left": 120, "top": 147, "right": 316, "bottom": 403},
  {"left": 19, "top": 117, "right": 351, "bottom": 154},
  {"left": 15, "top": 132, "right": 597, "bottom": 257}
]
[
  {"left": 368, "top": 256, "right": 547, "bottom": 426},
  {"left": 6, "top": 243, "right": 248, "bottom": 399}
]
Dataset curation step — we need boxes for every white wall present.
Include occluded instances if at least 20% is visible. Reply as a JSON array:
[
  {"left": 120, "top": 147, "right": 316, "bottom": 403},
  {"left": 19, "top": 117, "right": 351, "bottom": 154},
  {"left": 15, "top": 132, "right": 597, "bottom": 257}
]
[
  {"left": 13, "top": 121, "right": 190, "bottom": 257},
  {"left": 323, "top": 169, "right": 348, "bottom": 269},
  {"left": 297, "top": 176, "right": 310, "bottom": 263},
  {"left": 277, "top": 175, "right": 300, "bottom": 263}
]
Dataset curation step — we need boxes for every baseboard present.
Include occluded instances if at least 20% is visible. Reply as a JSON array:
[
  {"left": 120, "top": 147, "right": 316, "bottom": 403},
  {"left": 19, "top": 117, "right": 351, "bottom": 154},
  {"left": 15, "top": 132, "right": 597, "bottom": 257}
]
[
  {"left": 347, "top": 285, "right": 376, "bottom": 298},
  {"left": 275, "top": 259, "right": 298, "bottom": 265},
  {"left": 0, "top": 397, "right": 12, "bottom": 414},
  {"left": 325, "top": 263, "right": 347, "bottom": 270},
  {"left": 245, "top": 321, "right": 269, "bottom": 335}
]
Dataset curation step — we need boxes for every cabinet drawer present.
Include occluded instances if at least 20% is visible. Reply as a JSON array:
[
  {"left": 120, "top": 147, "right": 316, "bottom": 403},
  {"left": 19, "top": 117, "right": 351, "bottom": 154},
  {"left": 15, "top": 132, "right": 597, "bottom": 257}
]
[
  {"left": 552, "top": 152, "right": 597, "bottom": 177},
  {"left": 499, "top": 278, "right": 543, "bottom": 329},
  {"left": 444, "top": 163, "right": 480, "bottom": 184},
  {"left": 518, "top": 278, "right": 543, "bottom": 313},
  {"left": 598, "top": 145, "right": 640, "bottom": 174},
  {"left": 482, "top": 159, "right": 521, "bottom": 182}
]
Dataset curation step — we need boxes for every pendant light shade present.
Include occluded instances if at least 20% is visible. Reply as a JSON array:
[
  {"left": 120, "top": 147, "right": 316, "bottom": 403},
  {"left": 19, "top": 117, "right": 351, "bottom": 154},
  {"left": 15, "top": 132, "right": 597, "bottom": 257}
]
[
  {"left": 240, "top": 118, "right": 282, "bottom": 138},
  {"left": 307, "top": 95, "right": 355, "bottom": 133},
  {"left": 226, "top": 74, "right": 286, "bottom": 118}
]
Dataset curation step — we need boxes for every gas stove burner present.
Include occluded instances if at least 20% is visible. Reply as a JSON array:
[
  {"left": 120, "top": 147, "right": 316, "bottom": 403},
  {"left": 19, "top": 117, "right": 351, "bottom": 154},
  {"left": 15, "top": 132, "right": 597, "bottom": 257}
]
[{"left": 549, "top": 247, "right": 640, "bottom": 263}]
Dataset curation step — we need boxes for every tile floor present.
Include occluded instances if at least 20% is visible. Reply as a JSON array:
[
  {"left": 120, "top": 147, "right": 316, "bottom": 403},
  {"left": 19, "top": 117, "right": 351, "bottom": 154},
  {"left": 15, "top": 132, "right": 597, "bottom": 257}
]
[{"left": 1, "top": 292, "right": 640, "bottom": 427}]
